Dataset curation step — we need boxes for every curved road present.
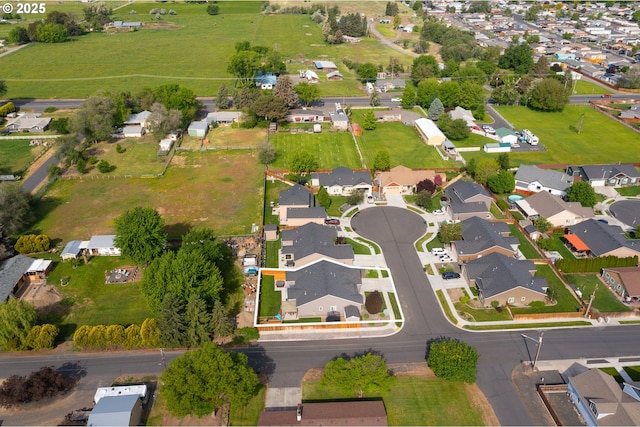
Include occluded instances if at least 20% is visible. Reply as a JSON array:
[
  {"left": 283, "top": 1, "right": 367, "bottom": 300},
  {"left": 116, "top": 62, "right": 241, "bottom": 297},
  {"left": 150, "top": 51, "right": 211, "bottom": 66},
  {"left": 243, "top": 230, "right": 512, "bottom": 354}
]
[{"left": 367, "top": 20, "right": 418, "bottom": 59}]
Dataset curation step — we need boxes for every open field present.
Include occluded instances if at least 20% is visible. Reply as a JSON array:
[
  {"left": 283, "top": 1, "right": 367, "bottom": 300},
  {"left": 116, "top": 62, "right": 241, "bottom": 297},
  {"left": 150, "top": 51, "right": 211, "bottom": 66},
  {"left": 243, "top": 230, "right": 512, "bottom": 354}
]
[
  {"left": 572, "top": 79, "right": 612, "bottom": 95},
  {"left": 351, "top": 110, "right": 457, "bottom": 169},
  {"left": 206, "top": 126, "right": 267, "bottom": 148},
  {"left": 464, "top": 106, "right": 640, "bottom": 166},
  {"left": 32, "top": 150, "right": 264, "bottom": 242},
  {"left": 270, "top": 131, "right": 362, "bottom": 170},
  {"left": 0, "top": 139, "right": 46, "bottom": 175},
  {"left": 2, "top": 2, "right": 412, "bottom": 98},
  {"left": 81, "top": 138, "right": 167, "bottom": 176},
  {"left": 303, "top": 376, "right": 486, "bottom": 426}
]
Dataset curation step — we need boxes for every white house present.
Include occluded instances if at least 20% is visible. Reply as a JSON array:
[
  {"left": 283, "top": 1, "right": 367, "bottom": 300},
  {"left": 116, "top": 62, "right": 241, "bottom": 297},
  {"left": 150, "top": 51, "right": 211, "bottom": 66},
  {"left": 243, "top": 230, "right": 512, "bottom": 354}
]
[
  {"left": 85, "top": 235, "right": 121, "bottom": 256},
  {"left": 123, "top": 111, "right": 151, "bottom": 129},
  {"left": 414, "top": 118, "right": 446, "bottom": 145}
]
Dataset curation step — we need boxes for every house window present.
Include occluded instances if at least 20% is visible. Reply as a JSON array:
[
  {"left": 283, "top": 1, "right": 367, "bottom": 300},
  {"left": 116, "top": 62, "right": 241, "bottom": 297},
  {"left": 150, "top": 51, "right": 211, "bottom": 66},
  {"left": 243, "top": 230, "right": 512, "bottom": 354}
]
[
  {"left": 589, "top": 400, "right": 598, "bottom": 417},
  {"left": 508, "top": 297, "right": 515, "bottom": 303},
  {"left": 318, "top": 306, "right": 323, "bottom": 311},
  {"left": 330, "top": 306, "right": 337, "bottom": 311},
  {"left": 521, "top": 296, "right": 526, "bottom": 302},
  {"left": 285, "top": 254, "right": 292, "bottom": 260}
]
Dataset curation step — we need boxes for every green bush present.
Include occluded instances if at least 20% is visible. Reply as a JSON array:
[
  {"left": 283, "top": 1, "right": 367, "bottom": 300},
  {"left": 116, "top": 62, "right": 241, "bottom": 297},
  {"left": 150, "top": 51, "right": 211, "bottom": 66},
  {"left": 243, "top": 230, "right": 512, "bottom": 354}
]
[
  {"left": 490, "top": 300, "right": 499, "bottom": 308},
  {"left": 97, "top": 160, "right": 115, "bottom": 173},
  {"left": 72, "top": 320, "right": 160, "bottom": 350},
  {"left": 43, "top": 106, "right": 58, "bottom": 113},
  {"left": 0, "top": 102, "right": 16, "bottom": 117},
  {"left": 24, "top": 324, "right": 59, "bottom": 350},
  {"left": 459, "top": 295, "right": 470, "bottom": 304},
  {"left": 365, "top": 291, "right": 383, "bottom": 314},
  {"left": 14, "top": 234, "right": 50, "bottom": 254},
  {"left": 49, "top": 118, "right": 70, "bottom": 134},
  {"left": 115, "top": 143, "right": 125, "bottom": 153},
  {"left": 427, "top": 338, "right": 479, "bottom": 383}
]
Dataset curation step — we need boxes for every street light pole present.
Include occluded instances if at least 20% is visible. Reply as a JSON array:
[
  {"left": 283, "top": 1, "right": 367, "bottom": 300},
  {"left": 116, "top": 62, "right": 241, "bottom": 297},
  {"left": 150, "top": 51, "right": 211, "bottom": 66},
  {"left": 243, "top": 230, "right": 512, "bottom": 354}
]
[{"left": 521, "top": 332, "right": 544, "bottom": 370}]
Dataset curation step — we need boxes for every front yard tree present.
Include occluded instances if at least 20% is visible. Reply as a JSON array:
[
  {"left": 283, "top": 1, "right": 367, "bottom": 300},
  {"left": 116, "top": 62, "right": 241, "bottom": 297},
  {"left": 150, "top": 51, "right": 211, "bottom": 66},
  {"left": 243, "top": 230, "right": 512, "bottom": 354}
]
[
  {"left": 528, "top": 78, "right": 569, "bottom": 112},
  {"left": 147, "top": 102, "right": 183, "bottom": 141},
  {"left": 288, "top": 151, "right": 318, "bottom": 173},
  {"left": 153, "top": 84, "right": 200, "bottom": 126},
  {"left": 400, "top": 85, "right": 416, "bottom": 109},
  {"left": 210, "top": 299, "right": 234, "bottom": 342},
  {"left": 72, "top": 94, "right": 118, "bottom": 143},
  {"left": 227, "top": 50, "right": 261, "bottom": 88},
  {"left": 427, "top": 337, "right": 479, "bottom": 383},
  {"left": 272, "top": 75, "right": 299, "bottom": 109},
  {"left": 427, "top": 97, "right": 444, "bottom": 120},
  {"left": 362, "top": 111, "right": 377, "bottom": 130},
  {"left": 251, "top": 94, "right": 289, "bottom": 122},
  {"left": 0, "top": 183, "right": 33, "bottom": 236},
  {"left": 114, "top": 206, "right": 167, "bottom": 265},
  {"left": 160, "top": 343, "right": 259, "bottom": 418},
  {"left": 294, "top": 82, "right": 320, "bottom": 107},
  {"left": 365, "top": 290, "right": 383, "bottom": 314},
  {"left": 415, "top": 191, "right": 433, "bottom": 210},
  {"left": 438, "top": 221, "right": 462, "bottom": 244},
  {"left": 320, "top": 353, "right": 395, "bottom": 398},
  {"left": 215, "top": 84, "right": 230, "bottom": 110},
  {"left": 257, "top": 141, "right": 277, "bottom": 166},
  {"left": 357, "top": 62, "right": 378, "bottom": 83},
  {"left": 373, "top": 150, "right": 391, "bottom": 171},
  {"left": 566, "top": 181, "right": 597, "bottom": 208},
  {"left": 416, "top": 179, "right": 436, "bottom": 194},
  {"left": 157, "top": 292, "right": 189, "bottom": 348},
  {"left": 0, "top": 298, "right": 37, "bottom": 350},
  {"left": 487, "top": 171, "right": 515, "bottom": 194},
  {"left": 316, "top": 186, "right": 331, "bottom": 209}
]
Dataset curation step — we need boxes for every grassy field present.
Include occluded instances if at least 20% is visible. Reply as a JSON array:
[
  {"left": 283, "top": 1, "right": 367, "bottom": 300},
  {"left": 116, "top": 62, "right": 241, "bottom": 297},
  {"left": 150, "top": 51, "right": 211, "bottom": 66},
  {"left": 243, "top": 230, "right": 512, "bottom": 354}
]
[
  {"left": 206, "top": 127, "right": 267, "bottom": 148},
  {"left": 464, "top": 106, "right": 640, "bottom": 167},
  {"left": 82, "top": 138, "right": 167, "bottom": 176},
  {"left": 264, "top": 179, "right": 290, "bottom": 225},
  {"left": 269, "top": 131, "right": 362, "bottom": 170},
  {"left": 351, "top": 110, "right": 457, "bottom": 169},
  {"left": 572, "top": 80, "right": 612, "bottom": 95},
  {"left": 0, "top": 139, "right": 46, "bottom": 175},
  {"left": 303, "top": 376, "right": 485, "bottom": 426},
  {"left": 37, "top": 254, "right": 150, "bottom": 339},
  {"left": 564, "top": 274, "right": 631, "bottom": 313},
  {"left": 2, "top": 1, "right": 413, "bottom": 98},
  {"left": 32, "top": 150, "right": 264, "bottom": 242}
]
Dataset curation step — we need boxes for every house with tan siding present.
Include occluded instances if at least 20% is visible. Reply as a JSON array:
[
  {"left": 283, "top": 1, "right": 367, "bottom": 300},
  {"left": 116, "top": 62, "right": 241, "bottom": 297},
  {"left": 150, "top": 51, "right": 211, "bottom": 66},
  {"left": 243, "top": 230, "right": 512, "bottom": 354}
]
[
  {"left": 451, "top": 217, "right": 520, "bottom": 262},
  {"left": 376, "top": 166, "right": 446, "bottom": 195},
  {"left": 515, "top": 191, "right": 594, "bottom": 228},
  {"left": 601, "top": 266, "right": 640, "bottom": 301},
  {"left": 280, "top": 223, "right": 354, "bottom": 268},
  {"left": 567, "top": 219, "right": 640, "bottom": 258}
]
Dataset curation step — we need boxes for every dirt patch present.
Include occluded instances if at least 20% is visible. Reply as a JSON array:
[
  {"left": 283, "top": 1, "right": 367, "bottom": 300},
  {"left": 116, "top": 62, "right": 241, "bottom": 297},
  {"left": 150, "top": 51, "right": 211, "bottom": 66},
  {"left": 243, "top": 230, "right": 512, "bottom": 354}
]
[
  {"left": 447, "top": 288, "right": 464, "bottom": 303},
  {"left": 20, "top": 283, "right": 63, "bottom": 310},
  {"left": 236, "top": 310, "right": 254, "bottom": 329},
  {"left": 170, "top": 154, "right": 187, "bottom": 167},
  {"left": 465, "top": 382, "right": 501, "bottom": 426},
  {"left": 302, "top": 368, "right": 324, "bottom": 382},
  {"left": 143, "top": 22, "right": 182, "bottom": 30},
  {"left": 389, "top": 362, "right": 435, "bottom": 378}
]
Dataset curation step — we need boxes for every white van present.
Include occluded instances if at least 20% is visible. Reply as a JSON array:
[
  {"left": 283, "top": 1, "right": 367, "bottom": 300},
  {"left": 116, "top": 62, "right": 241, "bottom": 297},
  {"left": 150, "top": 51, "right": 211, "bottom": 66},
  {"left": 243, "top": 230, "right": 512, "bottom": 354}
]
[{"left": 432, "top": 247, "right": 446, "bottom": 256}]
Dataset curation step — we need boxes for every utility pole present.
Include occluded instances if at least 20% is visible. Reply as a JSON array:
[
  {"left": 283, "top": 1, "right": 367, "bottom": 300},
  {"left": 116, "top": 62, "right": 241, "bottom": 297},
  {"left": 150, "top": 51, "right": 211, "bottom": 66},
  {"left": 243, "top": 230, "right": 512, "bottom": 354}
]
[
  {"left": 521, "top": 332, "right": 545, "bottom": 370},
  {"left": 160, "top": 348, "right": 167, "bottom": 370},
  {"left": 584, "top": 284, "right": 597, "bottom": 318}
]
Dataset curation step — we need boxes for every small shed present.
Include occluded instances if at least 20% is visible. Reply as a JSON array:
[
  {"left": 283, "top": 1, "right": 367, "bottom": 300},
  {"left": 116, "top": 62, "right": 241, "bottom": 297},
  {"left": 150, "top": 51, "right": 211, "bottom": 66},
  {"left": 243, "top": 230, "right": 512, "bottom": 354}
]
[
  {"left": 264, "top": 224, "right": 278, "bottom": 241},
  {"left": 122, "top": 126, "right": 144, "bottom": 138},
  {"left": 496, "top": 128, "right": 518, "bottom": 145},
  {"left": 159, "top": 138, "right": 173, "bottom": 152},
  {"left": 187, "top": 121, "right": 208, "bottom": 137},
  {"left": 483, "top": 143, "right": 511, "bottom": 153},
  {"left": 88, "top": 395, "right": 143, "bottom": 427},
  {"left": 313, "top": 123, "right": 322, "bottom": 133},
  {"left": 61, "top": 240, "right": 83, "bottom": 261},
  {"left": 351, "top": 123, "right": 362, "bottom": 137}
]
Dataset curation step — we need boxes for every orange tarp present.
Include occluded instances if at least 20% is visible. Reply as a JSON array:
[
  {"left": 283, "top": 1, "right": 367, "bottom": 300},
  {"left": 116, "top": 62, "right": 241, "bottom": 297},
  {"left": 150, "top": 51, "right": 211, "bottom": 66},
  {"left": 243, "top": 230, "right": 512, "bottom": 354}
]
[{"left": 565, "top": 233, "right": 589, "bottom": 252}]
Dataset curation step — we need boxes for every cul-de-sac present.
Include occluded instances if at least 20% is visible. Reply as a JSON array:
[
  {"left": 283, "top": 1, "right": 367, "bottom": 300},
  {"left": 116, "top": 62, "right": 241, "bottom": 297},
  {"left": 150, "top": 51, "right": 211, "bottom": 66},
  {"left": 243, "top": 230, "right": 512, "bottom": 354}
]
[{"left": 1, "top": 1, "right": 640, "bottom": 425}]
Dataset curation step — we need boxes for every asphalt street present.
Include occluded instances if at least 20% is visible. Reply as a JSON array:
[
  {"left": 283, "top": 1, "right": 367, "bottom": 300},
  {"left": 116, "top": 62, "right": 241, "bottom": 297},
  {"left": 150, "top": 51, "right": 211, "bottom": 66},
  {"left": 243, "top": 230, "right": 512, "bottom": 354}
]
[{"left": 20, "top": 154, "right": 59, "bottom": 193}]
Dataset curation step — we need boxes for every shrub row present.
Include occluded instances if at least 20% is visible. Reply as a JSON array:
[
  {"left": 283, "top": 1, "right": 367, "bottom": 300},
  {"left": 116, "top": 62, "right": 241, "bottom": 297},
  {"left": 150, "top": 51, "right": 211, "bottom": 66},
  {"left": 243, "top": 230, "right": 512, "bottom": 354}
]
[
  {"left": 72, "top": 318, "right": 161, "bottom": 350},
  {"left": 0, "top": 102, "right": 16, "bottom": 117},
  {"left": 14, "top": 234, "right": 50, "bottom": 254},
  {"left": 24, "top": 324, "right": 59, "bottom": 350},
  {"left": 557, "top": 255, "right": 638, "bottom": 273}
]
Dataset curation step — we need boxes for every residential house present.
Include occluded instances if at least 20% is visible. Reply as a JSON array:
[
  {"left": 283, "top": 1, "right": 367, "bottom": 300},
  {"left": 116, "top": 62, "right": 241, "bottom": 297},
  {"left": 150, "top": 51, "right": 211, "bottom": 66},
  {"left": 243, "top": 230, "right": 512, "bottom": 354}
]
[
  {"left": 445, "top": 181, "right": 493, "bottom": 221},
  {"left": 448, "top": 106, "right": 476, "bottom": 128},
  {"left": 258, "top": 400, "right": 388, "bottom": 426},
  {"left": 280, "top": 223, "right": 354, "bottom": 267},
  {"left": 515, "top": 191, "right": 594, "bottom": 228},
  {"left": 187, "top": 120, "right": 208, "bottom": 137},
  {"left": 463, "top": 252, "right": 548, "bottom": 307},
  {"left": 285, "top": 207, "right": 327, "bottom": 227},
  {"left": 414, "top": 118, "right": 446, "bottom": 146},
  {"left": 376, "top": 165, "right": 446, "bottom": 195},
  {"left": 278, "top": 184, "right": 327, "bottom": 225},
  {"left": 452, "top": 217, "right": 520, "bottom": 262},
  {"left": 374, "top": 109, "right": 402, "bottom": 122},
  {"left": 496, "top": 128, "right": 518, "bottom": 145},
  {"left": 5, "top": 114, "right": 52, "bottom": 133},
  {"left": 123, "top": 111, "right": 151, "bottom": 129},
  {"left": 375, "top": 79, "right": 406, "bottom": 92},
  {"left": 255, "top": 72, "right": 277, "bottom": 90},
  {"left": 0, "top": 255, "right": 53, "bottom": 302},
  {"left": 620, "top": 104, "right": 640, "bottom": 120},
  {"left": 566, "top": 219, "right": 640, "bottom": 258},
  {"left": 122, "top": 126, "right": 144, "bottom": 138},
  {"left": 85, "top": 235, "right": 121, "bottom": 257},
  {"left": 206, "top": 111, "right": 242, "bottom": 125},
  {"left": 280, "top": 259, "right": 363, "bottom": 320},
  {"left": 515, "top": 165, "right": 574, "bottom": 197},
  {"left": 567, "top": 368, "right": 640, "bottom": 426},
  {"left": 287, "top": 109, "right": 325, "bottom": 123},
  {"left": 311, "top": 166, "right": 372, "bottom": 196},
  {"left": 330, "top": 103, "right": 349, "bottom": 131},
  {"left": 601, "top": 266, "right": 640, "bottom": 301},
  {"left": 566, "top": 164, "right": 640, "bottom": 187},
  {"left": 87, "top": 394, "right": 144, "bottom": 427}
]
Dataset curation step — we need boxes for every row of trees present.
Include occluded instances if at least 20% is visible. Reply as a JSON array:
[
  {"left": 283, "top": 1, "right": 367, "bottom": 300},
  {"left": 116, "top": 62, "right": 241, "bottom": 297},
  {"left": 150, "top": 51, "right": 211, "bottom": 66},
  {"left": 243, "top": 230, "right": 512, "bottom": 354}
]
[
  {"left": 7, "top": 10, "right": 86, "bottom": 44},
  {"left": 73, "top": 319, "right": 161, "bottom": 350}
]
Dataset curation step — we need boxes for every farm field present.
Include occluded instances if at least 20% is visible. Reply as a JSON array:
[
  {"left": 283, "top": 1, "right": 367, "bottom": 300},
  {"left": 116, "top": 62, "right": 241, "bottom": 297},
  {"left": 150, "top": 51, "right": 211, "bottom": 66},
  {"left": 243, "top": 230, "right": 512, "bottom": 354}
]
[
  {"left": 2, "top": 1, "right": 411, "bottom": 98},
  {"left": 269, "top": 131, "right": 362, "bottom": 170},
  {"left": 0, "top": 139, "right": 46, "bottom": 175},
  {"left": 463, "top": 106, "right": 640, "bottom": 166},
  {"left": 351, "top": 110, "right": 457, "bottom": 169},
  {"left": 206, "top": 126, "right": 267, "bottom": 148},
  {"left": 32, "top": 150, "right": 264, "bottom": 242}
]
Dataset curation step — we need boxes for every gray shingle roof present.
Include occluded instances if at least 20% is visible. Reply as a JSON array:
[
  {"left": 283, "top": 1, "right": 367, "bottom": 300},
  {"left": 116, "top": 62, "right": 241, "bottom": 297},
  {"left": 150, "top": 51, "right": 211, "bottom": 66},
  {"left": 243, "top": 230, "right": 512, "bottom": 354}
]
[
  {"left": 0, "top": 255, "right": 35, "bottom": 302},
  {"left": 279, "top": 184, "right": 315, "bottom": 207},
  {"left": 524, "top": 191, "right": 593, "bottom": 220},
  {"left": 281, "top": 223, "right": 354, "bottom": 262},
  {"left": 313, "top": 167, "right": 372, "bottom": 188},
  {"left": 454, "top": 217, "right": 519, "bottom": 256},
  {"left": 445, "top": 181, "right": 490, "bottom": 204},
  {"left": 466, "top": 252, "right": 547, "bottom": 299},
  {"left": 286, "top": 260, "right": 363, "bottom": 306},
  {"left": 515, "top": 165, "right": 574, "bottom": 192},
  {"left": 568, "top": 219, "right": 640, "bottom": 257},
  {"left": 450, "top": 201, "right": 490, "bottom": 215},
  {"left": 577, "top": 164, "right": 640, "bottom": 182},
  {"left": 286, "top": 207, "right": 326, "bottom": 219},
  {"left": 87, "top": 235, "right": 117, "bottom": 250}
]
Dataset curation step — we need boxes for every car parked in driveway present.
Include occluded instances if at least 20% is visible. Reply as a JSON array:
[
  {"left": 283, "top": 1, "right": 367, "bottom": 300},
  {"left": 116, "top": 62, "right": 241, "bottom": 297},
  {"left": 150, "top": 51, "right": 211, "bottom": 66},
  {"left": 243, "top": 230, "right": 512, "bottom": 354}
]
[
  {"left": 482, "top": 125, "right": 496, "bottom": 134},
  {"left": 439, "top": 255, "right": 454, "bottom": 262},
  {"left": 442, "top": 271, "right": 460, "bottom": 280},
  {"left": 325, "top": 218, "right": 340, "bottom": 225},
  {"left": 433, "top": 209, "right": 445, "bottom": 215},
  {"left": 432, "top": 247, "right": 446, "bottom": 256}
]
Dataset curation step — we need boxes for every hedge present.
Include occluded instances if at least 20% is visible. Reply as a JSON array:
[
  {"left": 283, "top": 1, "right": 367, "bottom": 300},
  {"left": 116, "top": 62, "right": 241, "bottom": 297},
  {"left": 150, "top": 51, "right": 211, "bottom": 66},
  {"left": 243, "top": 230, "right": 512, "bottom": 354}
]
[
  {"left": 0, "top": 102, "right": 16, "bottom": 117},
  {"left": 14, "top": 234, "right": 50, "bottom": 254},
  {"left": 556, "top": 255, "right": 638, "bottom": 273},
  {"left": 72, "top": 318, "right": 161, "bottom": 350}
]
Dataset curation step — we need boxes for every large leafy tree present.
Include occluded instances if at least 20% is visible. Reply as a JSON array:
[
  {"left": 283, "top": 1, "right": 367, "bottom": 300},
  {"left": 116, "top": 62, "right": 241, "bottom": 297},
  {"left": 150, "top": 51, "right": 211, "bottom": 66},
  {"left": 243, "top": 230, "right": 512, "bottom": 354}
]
[
  {"left": 362, "top": 111, "right": 377, "bottom": 130},
  {"left": 257, "top": 141, "right": 277, "bottom": 166},
  {"left": 114, "top": 207, "right": 167, "bottom": 265},
  {"left": 474, "top": 158, "right": 500, "bottom": 185},
  {"left": 72, "top": 95, "right": 118, "bottom": 143},
  {"left": 487, "top": 171, "right": 516, "bottom": 194},
  {"left": 160, "top": 343, "right": 259, "bottom": 417},
  {"left": 373, "top": 150, "right": 391, "bottom": 171},
  {"left": 357, "top": 63, "right": 378, "bottom": 83},
  {"left": 0, "top": 183, "right": 33, "bottom": 236},
  {"left": 227, "top": 50, "right": 261, "bottom": 88},
  {"left": 528, "top": 78, "right": 569, "bottom": 112},
  {"left": 411, "top": 55, "right": 440, "bottom": 84},
  {"left": 153, "top": 84, "right": 200, "bottom": 126},
  {"left": 294, "top": 82, "right": 320, "bottom": 107},
  {"left": 438, "top": 222, "right": 462, "bottom": 244},
  {"left": 427, "top": 338, "right": 479, "bottom": 383},
  {"left": 250, "top": 95, "right": 289, "bottom": 122},
  {"left": 146, "top": 102, "right": 182, "bottom": 141},
  {"left": 0, "top": 298, "right": 37, "bottom": 350},
  {"left": 272, "top": 75, "right": 298, "bottom": 109},
  {"left": 498, "top": 42, "right": 534, "bottom": 75},
  {"left": 566, "top": 181, "right": 597, "bottom": 208},
  {"left": 400, "top": 85, "right": 416, "bottom": 109},
  {"left": 288, "top": 151, "right": 318, "bottom": 173},
  {"left": 491, "top": 84, "right": 519, "bottom": 105},
  {"left": 320, "top": 353, "right": 395, "bottom": 398}
]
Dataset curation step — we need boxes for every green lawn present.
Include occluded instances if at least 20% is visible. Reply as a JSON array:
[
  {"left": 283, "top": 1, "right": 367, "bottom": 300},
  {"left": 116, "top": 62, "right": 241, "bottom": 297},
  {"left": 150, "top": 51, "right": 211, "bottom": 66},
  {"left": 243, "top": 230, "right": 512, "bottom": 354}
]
[
  {"left": 464, "top": 106, "right": 640, "bottom": 167},
  {"left": 509, "top": 224, "right": 541, "bottom": 259},
  {"left": 436, "top": 290, "right": 457, "bottom": 324},
  {"left": 572, "top": 80, "right": 612, "bottom": 95},
  {"left": 327, "top": 195, "right": 348, "bottom": 217},
  {"left": 616, "top": 185, "right": 640, "bottom": 196},
  {"left": 547, "top": 231, "right": 577, "bottom": 260},
  {"left": 84, "top": 138, "right": 167, "bottom": 176},
  {"left": 600, "top": 367, "right": 624, "bottom": 383},
  {"left": 511, "top": 264, "right": 582, "bottom": 315},
  {"left": 351, "top": 110, "right": 457, "bottom": 169},
  {"left": 454, "top": 302, "right": 512, "bottom": 322},
  {"left": 356, "top": 237, "right": 381, "bottom": 254},
  {"left": 39, "top": 254, "right": 150, "bottom": 339},
  {"left": 265, "top": 239, "right": 280, "bottom": 269},
  {"left": 346, "top": 237, "right": 372, "bottom": 255},
  {"left": 624, "top": 366, "right": 640, "bottom": 381},
  {"left": 303, "top": 377, "right": 485, "bottom": 426},
  {"left": 264, "top": 179, "right": 290, "bottom": 225},
  {"left": 269, "top": 132, "right": 362, "bottom": 170},
  {"left": 258, "top": 275, "right": 280, "bottom": 317},
  {"left": 0, "top": 139, "right": 46, "bottom": 175},
  {"left": 564, "top": 274, "right": 631, "bottom": 313},
  {"left": 32, "top": 151, "right": 264, "bottom": 242},
  {"left": 230, "top": 384, "right": 267, "bottom": 426}
]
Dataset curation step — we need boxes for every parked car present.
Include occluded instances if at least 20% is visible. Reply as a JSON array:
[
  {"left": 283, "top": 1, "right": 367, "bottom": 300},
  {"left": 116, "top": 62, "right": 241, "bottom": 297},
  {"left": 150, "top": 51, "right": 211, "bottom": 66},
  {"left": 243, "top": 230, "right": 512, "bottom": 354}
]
[
  {"left": 482, "top": 125, "right": 496, "bottom": 135},
  {"left": 390, "top": 97, "right": 402, "bottom": 102},
  {"left": 439, "top": 255, "right": 454, "bottom": 262},
  {"left": 325, "top": 218, "right": 340, "bottom": 225},
  {"left": 432, "top": 209, "right": 445, "bottom": 215},
  {"left": 442, "top": 272, "right": 460, "bottom": 280},
  {"left": 431, "top": 247, "right": 446, "bottom": 256},
  {"left": 446, "top": 219, "right": 461, "bottom": 224},
  {"left": 601, "top": 93, "right": 612, "bottom": 98}
]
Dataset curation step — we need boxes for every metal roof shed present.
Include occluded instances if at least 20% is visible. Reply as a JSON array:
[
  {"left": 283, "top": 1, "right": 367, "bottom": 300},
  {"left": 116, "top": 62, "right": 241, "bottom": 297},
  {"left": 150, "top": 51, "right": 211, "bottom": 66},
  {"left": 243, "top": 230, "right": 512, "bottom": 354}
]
[{"left": 88, "top": 395, "right": 143, "bottom": 427}]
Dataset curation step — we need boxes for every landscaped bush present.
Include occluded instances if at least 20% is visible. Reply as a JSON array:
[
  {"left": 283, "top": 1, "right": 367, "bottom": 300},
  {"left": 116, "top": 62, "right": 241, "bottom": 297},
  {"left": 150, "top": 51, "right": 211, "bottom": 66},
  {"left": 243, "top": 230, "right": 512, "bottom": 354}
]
[
  {"left": 72, "top": 319, "right": 160, "bottom": 350},
  {"left": 14, "top": 234, "right": 50, "bottom": 254},
  {"left": 459, "top": 295, "right": 470, "bottom": 304},
  {"left": 24, "top": 324, "right": 59, "bottom": 350},
  {"left": 97, "top": 160, "right": 115, "bottom": 173},
  {"left": 0, "top": 102, "right": 16, "bottom": 117},
  {"left": 427, "top": 337, "right": 479, "bottom": 383},
  {"left": 557, "top": 255, "right": 638, "bottom": 273},
  {"left": 365, "top": 291, "right": 383, "bottom": 314}
]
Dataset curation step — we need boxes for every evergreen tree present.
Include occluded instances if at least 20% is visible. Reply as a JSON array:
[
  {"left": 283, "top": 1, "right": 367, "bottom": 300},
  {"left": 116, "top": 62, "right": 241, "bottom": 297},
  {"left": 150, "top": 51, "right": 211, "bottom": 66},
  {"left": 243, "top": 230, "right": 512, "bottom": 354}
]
[
  {"left": 215, "top": 84, "right": 230, "bottom": 110},
  {"left": 316, "top": 186, "right": 331, "bottom": 209},
  {"left": 362, "top": 111, "right": 377, "bottom": 130},
  {"left": 157, "top": 293, "right": 189, "bottom": 348},
  {"left": 210, "top": 299, "right": 234, "bottom": 341},
  {"left": 186, "top": 294, "right": 212, "bottom": 347},
  {"left": 427, "top": 98, "right": 444, "bottom": 120}
]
